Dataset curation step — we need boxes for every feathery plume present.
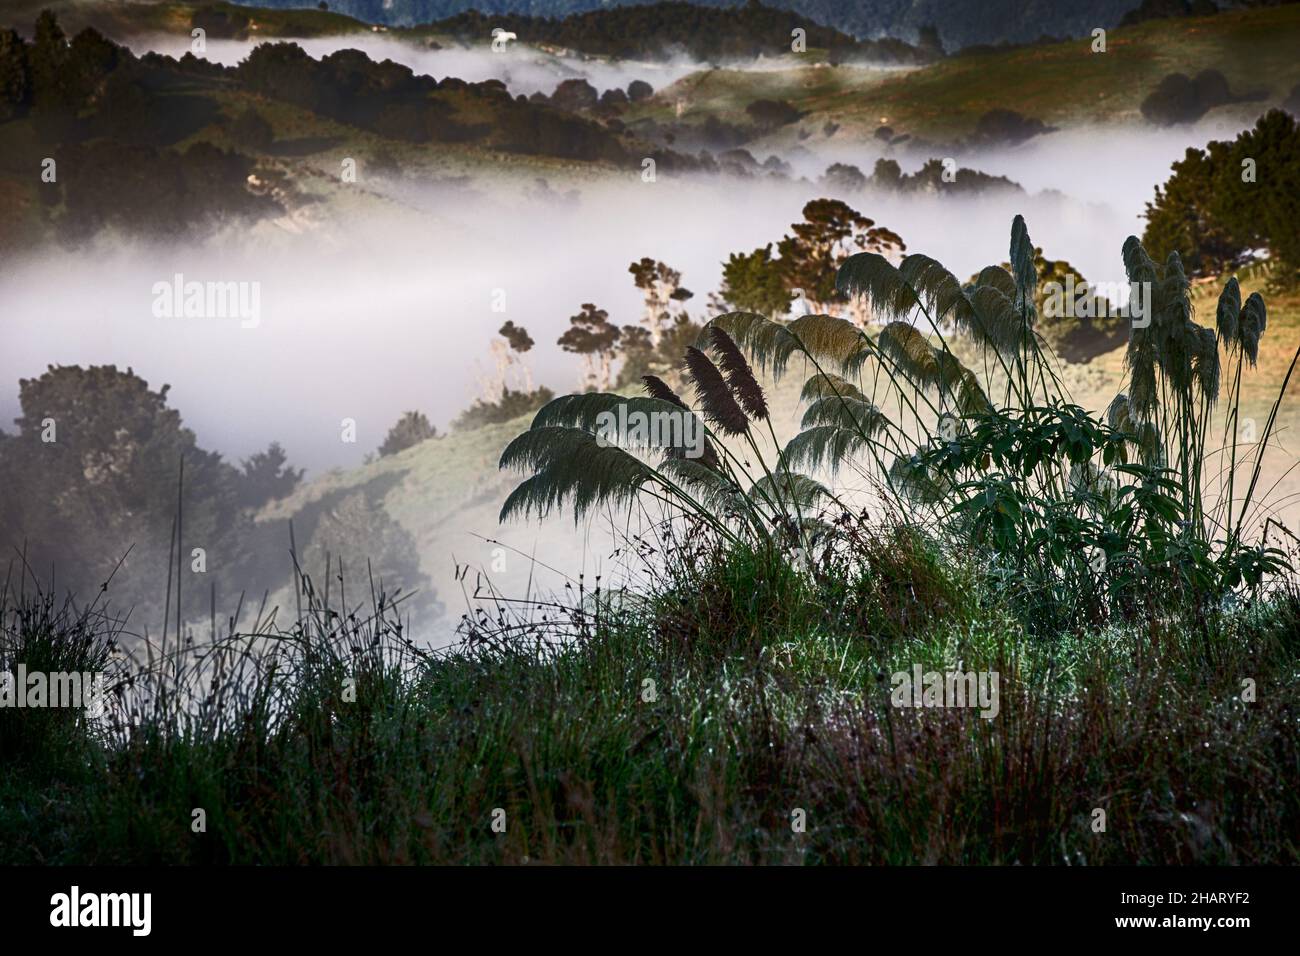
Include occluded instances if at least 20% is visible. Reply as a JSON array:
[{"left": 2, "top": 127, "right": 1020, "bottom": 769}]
[
  {"left": 1216, "top": 276, "right": 1241, "bottom": 347},
  {"left": 641, "top": 374, "right": 688, "bottom": 409},
  {"left": 684, "top": 347, "right": 750, "bottom": 436},
  {"left": 709, "top": 325, "right": 769, "bottom": 421},
  {"left": 1240, "top": 292, "right": 1268, "bottom": 366}
]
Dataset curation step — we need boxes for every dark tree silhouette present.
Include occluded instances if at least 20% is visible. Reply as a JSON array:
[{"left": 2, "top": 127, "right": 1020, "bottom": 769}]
[
  {"left": 378, "top": 411, "right": 438, "bottom": 457},
  {"left": 558, "top": 303, "right": 621, "bottom": 390},
  {"left": 777, "top": 199, "right": 905, "bottom": 322},
  {"left": 237, "top": 442, "right": 303, "bottom": 509},
  {"left": 499, "top": 320, "right": 535, "bottom": 353}
]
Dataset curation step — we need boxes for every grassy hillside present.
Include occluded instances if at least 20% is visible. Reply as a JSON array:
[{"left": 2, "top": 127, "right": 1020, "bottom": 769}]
[
  {"left": 5, "top": 541, "right": 1296, "bottom": 864},
  {"left": 6, "top": 252, "right": 1300, "bottom": 865},
  {"left": 628, "top": 5, "right": 1300, "bottom": 142},
  {"left": 257, "top": 263, "right": 1300, "bottom": 648},
  {"left": 21, "top": 2, "right": 1299, "bottom": 150}
]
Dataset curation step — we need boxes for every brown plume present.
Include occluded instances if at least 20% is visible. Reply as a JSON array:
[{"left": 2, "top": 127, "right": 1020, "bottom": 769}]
[
  {"left": 709, "top": 325, "right": 769, "bottom": 421},
  {"left": 643, "top": 375, "right": 721, "bottom": 469},
  {"left": 684, "top": 347, "right": 750, "bottom": 436},
  {"left": 641, "top": 374, "right": 689, "bottom": 409}
]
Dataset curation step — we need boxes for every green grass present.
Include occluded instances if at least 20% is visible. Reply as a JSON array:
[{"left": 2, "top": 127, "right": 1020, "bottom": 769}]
[{"left": 2, "top": 519, "right": 1298, "bottom": 864}]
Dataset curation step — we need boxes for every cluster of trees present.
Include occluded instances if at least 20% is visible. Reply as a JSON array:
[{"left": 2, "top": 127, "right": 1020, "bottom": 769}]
[
  {"left": 0, "top": 366, "right": 303, "bottom": 624},
  {"left": 0, "top": 14, "right": 281, "bottom": 244},
  {"left": 51, "top": 139, "right": 276, "bottom": 244},
  {"left": 229, "top": 39, "right": 651, "bottom": 162},
  {"left": 243, "top": 0, "right": 1185, "bottom": 52},
  {"left": 1119, "top": 0, "right": 1219, "bottom": 27},
  {"left": 1143, "top": 109, "right": 1300, "bottom": 283},
  {"left": 528, "top": 77, "right": 654, "bottom": 118},
  {"left": 0, "top": 364, "right": 439, "bottom": 626},
  {"left": 623, "top": 113, "right": 793, "bottom": 157},
  {"left": 965, "top": 108, "right": 1058, "bottom": 147},
  {"left": 821, "top": 157, "right": 1024, "bottom": 197},
  {"left": 0, "top": 9, "right": 719, "bottom": 249},
  {"left": 717, "top": 199, "right": 906, "bottom": 323},
  {"left": 225, "top": 34, "right": 654, "bottom": 161},
  {"left": 868, "top": 109, "right": 1055, "bottom": 156},
  {"left": 453, "top": 386, "right": 556, "bottom": 430},
  {"left": 191, "top": 3, "right": 254, "bottom": 39},
  {"left": 556, "top": 258, "right": 701, "bottom": 392},
  {"left": 429, "top": 2, "right": 933, "bottom": 64},
  {"left": 1140, "top": 68, "right": 1265, "bottom": 126}
]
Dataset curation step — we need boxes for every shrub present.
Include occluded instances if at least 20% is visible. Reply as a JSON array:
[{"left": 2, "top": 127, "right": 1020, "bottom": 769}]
[
  {"left": 453, "top": 386, "right": 555, "bottom": 431},
  {"left": 378, "top": 411, "right": 437, "bottom": 457}
]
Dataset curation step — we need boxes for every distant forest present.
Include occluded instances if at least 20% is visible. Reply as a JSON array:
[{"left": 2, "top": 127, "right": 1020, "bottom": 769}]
[
  {"left": 421, "top": 3, "right": 931, "bottom": 62},
  {"left": 0, "top": 11, "right": 699, "bottom": 247},
  {"left": 237, "top": 0, "right": 1142, "bottom": 49}
]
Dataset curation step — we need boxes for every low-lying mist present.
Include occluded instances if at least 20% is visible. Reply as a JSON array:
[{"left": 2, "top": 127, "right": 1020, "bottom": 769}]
[{"left": 0, "top": 130, "right": 1234, "bottom": 476}]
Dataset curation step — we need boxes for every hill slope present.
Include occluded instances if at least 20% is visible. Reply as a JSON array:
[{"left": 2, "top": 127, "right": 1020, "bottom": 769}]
[{"left": 262, "top": 271, "right": 1300, "bottom": 646}]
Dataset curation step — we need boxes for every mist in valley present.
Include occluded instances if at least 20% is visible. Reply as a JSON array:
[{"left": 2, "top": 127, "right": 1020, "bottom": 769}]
[
  {"left": 0, "top": 122, "right": 1244, "bottom": 475},
  {"left": 3, "top": 33, "right": 1285, "bottom": 644}
]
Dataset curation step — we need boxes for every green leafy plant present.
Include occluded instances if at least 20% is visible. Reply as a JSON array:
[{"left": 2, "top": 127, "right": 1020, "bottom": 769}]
[{"left": 503, "top": 215, "right": 1295, "bottom": 633}]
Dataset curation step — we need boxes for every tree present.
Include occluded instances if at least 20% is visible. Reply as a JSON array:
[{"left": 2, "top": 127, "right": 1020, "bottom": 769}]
[
  {"left": 378, "top": 411, "right": 438, "bottom": 457},
  {"left": 28, "top": 10, "right": 69, "bottom": 113},
  {"left": 237, "top": 441, "right": 303, "bottom": 509},
  {"left": 558, "top": 303, "right": 621, "bottom": 390},
  {"left": 551, "top": 78, "right": 598, "bottom": 112},
  {"left": 629, "top": 258, "right": 692, "bottom": 348},
  {"left": 917, "top": 24, "right": 944, "bottom": 57},
  {"left": 627, "top": 79, "right": 653, "bottom": 103},
  {"left": 598, "top": 87, "right": 628, "bottom": 112},
  {"left": 977, "top": 249, "right": 1123, "bottom": 363},
  {"left": 499, "top": 320, "right": 534, "bottom": 354},
  {"left": 1143, "top": 146, "right": 1239, "bottom": 278},
  {"left": 1143, "top": 110, "right": 1300, "bottom": 283},
  {"left": 745, "top": 98, "right": 800, "bottom": 129},
  {"left": 776, "top": 199, "right": 905, "bottom": 323},
  {"left": 969, "top": 108, "right": 1054, "bottom": 147},
  {"left": 717, "top": 244, "right": 791, "bottom": 317},
  {"left": 483, "top": 320, "right": 536, "bottom": 397},
  {"left": 871, "top": 157, "right": 903, "bottom": 190},
  {"left": 1209, "top": 109, "right": 1300, "bottom": 283},
  {"left": 0, "top": 28, "right": 31, "bottom": 121},
  {"left": 821, "top": 162, "right": 867, "bottom": 192},
  {"left": 65, "top": 28, "right": 119, "bottom": 108}
]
